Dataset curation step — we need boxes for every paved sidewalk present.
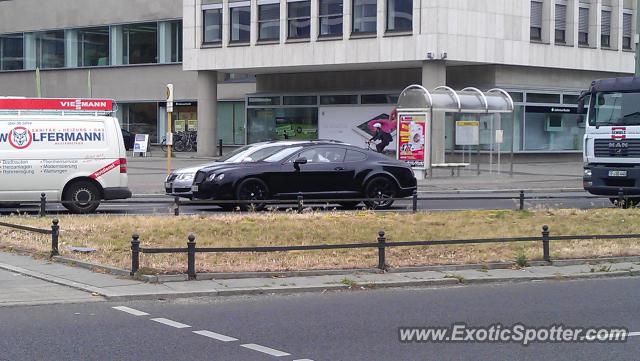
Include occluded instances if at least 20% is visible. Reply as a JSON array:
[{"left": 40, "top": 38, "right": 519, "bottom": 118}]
[{"left": 1, "top": 251, "right": 638, "bottom": 302}]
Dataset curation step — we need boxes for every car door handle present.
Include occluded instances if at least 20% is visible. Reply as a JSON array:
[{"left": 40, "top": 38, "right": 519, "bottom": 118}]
[{"left": 334, "top": 167, "right": 345, "bottom": 171}]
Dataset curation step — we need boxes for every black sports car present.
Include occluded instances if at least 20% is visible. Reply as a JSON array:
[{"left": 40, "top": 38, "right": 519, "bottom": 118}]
[{"left": 191, "top": 141, "right": 417, "bottom": 210}]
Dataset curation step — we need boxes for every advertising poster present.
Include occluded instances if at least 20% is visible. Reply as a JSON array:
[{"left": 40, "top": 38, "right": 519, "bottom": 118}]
[
  {"left": 318, "top": 106, "right": 398, "bottom": 150},
  {"left": 187, "top": 119, "right": 198, "bottom": 131},
  {"left": 133, "top": 134, "right": 149, "bottom": 153},
  {"left": 174, "top": 119, "right": 186, "bottom": 132},
  {"left": 455, "top": 120, "right": 480, "bottom": 145},
  {"left": 397, "top": 114, "right": 427, "bottom": 168}
]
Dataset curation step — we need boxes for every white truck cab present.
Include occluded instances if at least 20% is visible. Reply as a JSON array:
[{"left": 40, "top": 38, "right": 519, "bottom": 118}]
[
  {"left": 581, "top": 77, "right": 640, "bottom": 203},
  {"left": 0, "top": 98, "right": 132, "bottom": 213}
]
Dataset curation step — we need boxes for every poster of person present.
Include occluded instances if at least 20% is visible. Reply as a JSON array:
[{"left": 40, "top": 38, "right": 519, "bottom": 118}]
[
  {"left": 397, "top": 114, "right": 427, "bottom": 168},
  {"left": 318, "top": 106, "right": 398, "bottom": 151}
]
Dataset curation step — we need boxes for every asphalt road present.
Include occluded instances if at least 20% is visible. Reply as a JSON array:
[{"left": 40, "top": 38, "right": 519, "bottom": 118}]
[
  {"left": 1, "top": 277, "right": 639, "bottom": 360},
  {"left": 0, "top": 192, "right": 614, "bottom": 216}
]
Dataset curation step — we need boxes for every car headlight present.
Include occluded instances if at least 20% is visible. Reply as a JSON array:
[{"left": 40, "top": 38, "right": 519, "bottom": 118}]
[
  {"left": 207, "top": 173, "right": 225, "bottom": 182},
  {"left": 177, "top": 173, "right": 195, "bottom": 181},
  {"left": 583, "top": 169, "right": 592, "bottom": 178}
]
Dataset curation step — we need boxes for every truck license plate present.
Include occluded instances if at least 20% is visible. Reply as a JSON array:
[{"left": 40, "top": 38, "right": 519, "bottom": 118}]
[{"left": 608, "top": 170, "right": 628, "bottom": 177}]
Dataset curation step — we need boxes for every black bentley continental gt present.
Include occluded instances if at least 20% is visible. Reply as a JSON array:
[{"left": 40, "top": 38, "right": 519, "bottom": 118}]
[{"left": 190, "top": 141, "right": 417, "bottom": 210}]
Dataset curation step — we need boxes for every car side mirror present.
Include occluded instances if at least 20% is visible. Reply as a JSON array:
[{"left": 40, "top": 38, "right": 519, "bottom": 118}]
[
  {"left": 576, "top": 90, "right": 588, "bottom": 124},
  {"left": 293, "top": 157, "right": 307, "bottom": 170}
]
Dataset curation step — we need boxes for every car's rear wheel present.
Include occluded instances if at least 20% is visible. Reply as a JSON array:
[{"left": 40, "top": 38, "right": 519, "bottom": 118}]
[
  {"left": 63, "top": 181, "right": 100, "bottom": 214},
  {"left": 338, "top": 201, "right": 360, "bottom": 209},
  {"left": 363, "top": 177, "right": 397, "bottom": 210},
  {"left": 236, "top": 178, "right": 269, "bottom": 211}
]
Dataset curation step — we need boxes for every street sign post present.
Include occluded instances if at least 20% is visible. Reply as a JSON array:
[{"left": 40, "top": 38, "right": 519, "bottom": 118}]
[{"left": 166, "top": 84, "right": 174, "bottom": 175}]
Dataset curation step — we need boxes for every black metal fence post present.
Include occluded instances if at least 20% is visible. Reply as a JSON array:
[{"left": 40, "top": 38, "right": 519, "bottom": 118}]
[
  {"left": 541, "top": 225, "right": 550, "bottom": 262},
  {"left": 519, "top": 190, "right": 525, "bottom": 211},
  {"left": 297, "top": 193, "right": 303, "bottom": 214},
  {"left": 50, "top": 218, "right": 59, "bottom": 257},
  {"left": 377, "top": 230, "right": 386, "bottom": 271},
  {"left": 218, "top": 139, "right": 223, "bottom": 157},
  {"left": 174, "top": 196, "right": 180, "bottom": 216},
  {"left": 187, "top": 234, "right": 197, "bottom": 280},
  {"left": 40, "top": 193, "right": 46, "bottom": 217},
  {"left": 412, "top": 190, "right": 418, "bottom": 213},
  {"left": 618, "top": 188, "right": 625, "bottom": 207},
  {"left": 130, "top": 234, "right": 140, "bottom": 276}
]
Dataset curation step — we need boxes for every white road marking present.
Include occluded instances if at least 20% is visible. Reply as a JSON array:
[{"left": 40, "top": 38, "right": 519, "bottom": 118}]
[
  {"left": 193, "top": 330, "right": 238, "bottom": 342},
  {"left": 293, "top": 359, "right": 315, "bottom": 361},
  {"left": 150, "top": 318, "right": 191, "bottom": 329},
  {"left": 627, "top": 331, "right": 640, "bottom": 337},
  {"left": 240, "top": 344, "right": 291, "bottom": 357},
  {"left": 112, "top": 306, "right": 149, "bottom": 316}
]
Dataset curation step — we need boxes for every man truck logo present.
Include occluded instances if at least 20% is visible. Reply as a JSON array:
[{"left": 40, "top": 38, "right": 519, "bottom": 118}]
[
  {"left": 8, "top": 127, "right": 33, "bottom": 149},
  {"left": 612, "top": 127, "right": 626, "bottom": 140}
]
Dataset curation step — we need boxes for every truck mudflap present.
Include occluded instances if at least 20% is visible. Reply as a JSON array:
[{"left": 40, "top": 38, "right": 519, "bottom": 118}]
[{"left": 583, "top": 164, "right": 640, "bottom": 196}]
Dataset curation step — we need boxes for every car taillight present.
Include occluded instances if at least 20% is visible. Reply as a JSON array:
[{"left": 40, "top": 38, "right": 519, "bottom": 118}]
[{"left": 119, "top": 158, "right": 127, "bottom": 173}]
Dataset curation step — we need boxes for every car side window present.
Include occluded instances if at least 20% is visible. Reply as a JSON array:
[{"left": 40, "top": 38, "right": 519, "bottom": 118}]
[
  {"left": 345, "top": 149, "right": 367, "bottom": 162},
  {"left": 293, "top": 147, "right": 346, "bottom": 163}
]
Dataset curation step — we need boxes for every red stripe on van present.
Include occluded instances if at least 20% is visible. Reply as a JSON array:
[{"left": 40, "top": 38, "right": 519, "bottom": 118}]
[{"left": 89, "top": 159, "right": 121, "bottom": 179}]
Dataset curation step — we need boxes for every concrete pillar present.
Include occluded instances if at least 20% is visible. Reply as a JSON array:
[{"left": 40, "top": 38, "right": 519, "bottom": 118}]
[
  {"left": 64, "top": 29, "right": 78, "bottom": 68},
  {"left": 197, "top": 70, "right": 219, "bottom": 157},
  {"left": 422, "top": 61, "right": 446, "bottom": 165}
]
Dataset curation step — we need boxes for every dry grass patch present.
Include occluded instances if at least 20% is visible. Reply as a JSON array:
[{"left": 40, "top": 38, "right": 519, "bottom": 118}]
[{"left": 1, "top": 208, "right": 640, "bottom": 273}]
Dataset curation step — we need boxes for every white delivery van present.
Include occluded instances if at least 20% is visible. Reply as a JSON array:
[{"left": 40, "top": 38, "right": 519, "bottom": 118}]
[{"left": 0, "top": 98, "right": 132, "bottom": 213}]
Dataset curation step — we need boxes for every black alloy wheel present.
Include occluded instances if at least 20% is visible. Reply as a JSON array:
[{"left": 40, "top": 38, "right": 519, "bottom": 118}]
[
  {"left": 363, "top": 177, "right": 397, "bottom": 210},
  {"left": 236, "top": 178, "right": 270, "bottom": 211}
]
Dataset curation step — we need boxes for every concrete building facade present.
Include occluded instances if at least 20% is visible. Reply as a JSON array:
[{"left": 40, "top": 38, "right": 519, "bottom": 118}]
[
  {"left": 0, "top": 0, "right": 636, "bottom": 158},
  {"left": 0, "top": 0, "right": 255, "bottom": 148},
  {"left": 184, "top": 0, "right": 636, "bottom": 158}
]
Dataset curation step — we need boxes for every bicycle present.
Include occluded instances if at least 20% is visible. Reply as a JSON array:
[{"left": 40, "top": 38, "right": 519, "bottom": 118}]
[
  {"left": 161, "top": 131, "right": 198, "bottom": 152},
  {"left": 365, "top": 140, "right": 395, "bottom": 157}
]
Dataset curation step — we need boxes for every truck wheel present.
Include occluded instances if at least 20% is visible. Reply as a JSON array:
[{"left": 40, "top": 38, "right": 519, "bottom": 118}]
[{"left": 63, "top": 181, "right": 100, "bottom": 214}]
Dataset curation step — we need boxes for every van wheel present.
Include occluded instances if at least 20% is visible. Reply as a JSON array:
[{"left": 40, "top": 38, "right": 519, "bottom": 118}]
[{"left": 63, "top": 181, "right": 100, "bottom": 214}]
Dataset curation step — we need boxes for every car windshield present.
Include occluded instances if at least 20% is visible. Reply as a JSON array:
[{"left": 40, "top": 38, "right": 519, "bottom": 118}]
[
  {"left": 241, "top": 145, "right": 288, "bottom": 162},
  {"left": 590, "top": 91, "right": 640, "bottom": 126},
  {"left": 262, "top": 146, "right": 304, "bottom": 162},
  {"left": 217, "top": 145, "right": 255, "bottom": 162}
]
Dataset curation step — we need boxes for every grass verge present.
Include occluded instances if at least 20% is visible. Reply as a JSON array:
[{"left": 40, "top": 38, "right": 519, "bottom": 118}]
[{"left": 1, "top": 208, "right": 640, "bottom": 274}]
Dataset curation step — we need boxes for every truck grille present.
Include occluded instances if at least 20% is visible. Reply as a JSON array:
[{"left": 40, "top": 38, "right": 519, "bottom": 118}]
[{"left": 594, "top": 139, "right": 640, "bottom": 157}]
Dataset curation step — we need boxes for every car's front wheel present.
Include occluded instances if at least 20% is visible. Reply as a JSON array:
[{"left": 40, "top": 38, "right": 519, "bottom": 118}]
[
  {"left": 363, "top": 177, "right": 397, "bottom": 210},
  {"left": 63, "top": 181, "right": 101, "bottom": 214},
  {"left": 236, "top": 178, "right": 269, "bottom": 211}
]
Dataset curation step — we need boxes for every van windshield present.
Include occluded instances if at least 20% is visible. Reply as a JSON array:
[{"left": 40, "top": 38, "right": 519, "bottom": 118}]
[{"left": 589, "top": 92, "right": 640, "bottom": 126}]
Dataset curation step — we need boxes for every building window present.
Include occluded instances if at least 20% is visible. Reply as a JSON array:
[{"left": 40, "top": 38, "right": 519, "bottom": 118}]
[
  {"left": 319, "top": 0, "right": 343, "bottom": 37},
  {"left": 288, "top": 1, "right": 311, "bottom": 39},
  {"left": 77, "top": 27, "right": 110, "bottom": 67},
  {"left": 36, "top": 31, "right": 65, "bottom": 69},
  {"left": 623, "top": 12, "right": 632, "bottom": 49},
  {"left": 0, "top": 33, "right": 23, "bottom": 70},
  {"left": 352, "top": 0, "right": 377, "bottom": 34},
  {"left": 123, "top": 23, "right": 158, "bottom": 64},
  {"left": 121, "top": 103, "right": 159, "bottom": 142},
  {"left": 247, "top": 107, "right": 318, "bottom": 143},
  {"left": 601, "top": 9, "right": 611, "bottom": 48},
  {"left": 578, "top": 7, "right": 589, "bottom": 46},
  {"left": 230, "top": 4, "right": 251, "bottom": 43},
  {"left": 320, "top": 95, "right": 358, "bottom": 105},
  {"left": 555, "top": 3, "right": 566, "bottom": 44},
  {"left": 530, "top": 1, "right": 542, "bottom": 41},
  {"left": 258, "top": 3, "right": 280, "bottom": 41},
  {"left": 386, "top": 0, "right": 412, "bottom": 32},
  {"left": 361, "top": 94, "right": 399, "bottom": 104},
  {"left": 203, "top": 7, "right": 223, "bottom": 44}
]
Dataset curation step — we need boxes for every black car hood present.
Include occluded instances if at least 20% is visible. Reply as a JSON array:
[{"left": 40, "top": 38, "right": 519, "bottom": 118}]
[{"left": 199, "top": 161, "right": 269, "bottom": 174}]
